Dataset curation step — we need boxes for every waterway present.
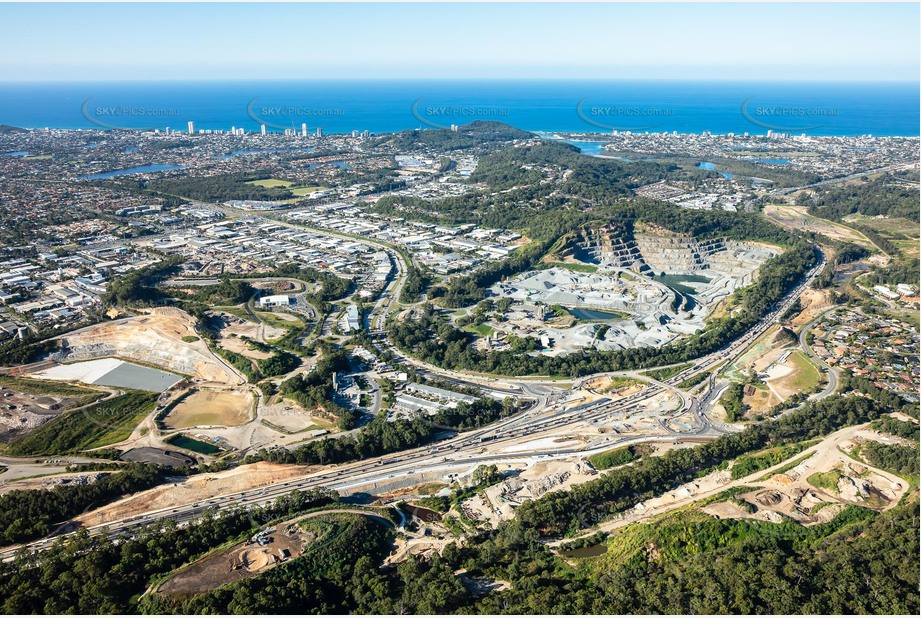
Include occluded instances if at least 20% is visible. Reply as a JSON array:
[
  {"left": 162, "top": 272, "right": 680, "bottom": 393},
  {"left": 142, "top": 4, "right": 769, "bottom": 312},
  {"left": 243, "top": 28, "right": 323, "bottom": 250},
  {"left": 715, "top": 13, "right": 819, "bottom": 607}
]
[{"left": 78, "top": 163, "right": 187, "bottom": 179}]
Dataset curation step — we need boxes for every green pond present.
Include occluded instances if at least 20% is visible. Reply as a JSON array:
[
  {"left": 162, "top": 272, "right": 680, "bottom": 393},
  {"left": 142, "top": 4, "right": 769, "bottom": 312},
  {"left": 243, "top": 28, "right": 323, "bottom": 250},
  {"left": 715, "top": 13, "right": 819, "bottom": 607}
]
[
  {"left": 650, "top": 273, "right": 711, "bottom": 296},
  {"left": 167, "top": 434, "right": 223, "bottom": 455},
  {"left": 567, "top": 307, "right": 625, "bottom": 321}
]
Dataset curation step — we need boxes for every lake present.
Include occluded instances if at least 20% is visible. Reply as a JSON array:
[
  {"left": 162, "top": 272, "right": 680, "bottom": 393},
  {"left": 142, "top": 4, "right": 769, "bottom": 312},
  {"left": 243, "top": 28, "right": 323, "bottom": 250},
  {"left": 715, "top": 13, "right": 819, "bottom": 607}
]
[
  {"left": 308, "top": 160, "right": 350, "bottom": 170},
  {"left": 697, "top": 161, "right": 733, "bottom": 179},
  {"left": 560, "top": 543, "right": 608, "bottom": 558},
  {"left": 568, "top": 307, "right": 625, "bottom": 321},
  {"left": 79, "top": 163, "right": 186, "bottom": 179}
]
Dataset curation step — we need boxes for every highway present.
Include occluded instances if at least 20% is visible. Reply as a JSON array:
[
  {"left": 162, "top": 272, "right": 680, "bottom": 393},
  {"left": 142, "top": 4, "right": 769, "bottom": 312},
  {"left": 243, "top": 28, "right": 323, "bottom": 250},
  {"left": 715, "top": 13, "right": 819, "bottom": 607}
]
[
  {"left": 0, "top": 201, "right": 831, "bottom": 561},
  {"left": 0, "top": 250, "right": 826, "bottom": 561},
  {"left": 0, "top": 380, "right": 671, "bottom": 561}
]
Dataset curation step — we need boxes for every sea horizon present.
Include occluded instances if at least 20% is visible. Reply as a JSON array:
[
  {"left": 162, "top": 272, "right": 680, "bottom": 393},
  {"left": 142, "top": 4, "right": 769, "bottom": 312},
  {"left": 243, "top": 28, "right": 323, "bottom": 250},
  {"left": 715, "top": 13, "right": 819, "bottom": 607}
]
[{"left": 1, "top": 78, "right": 918, "bottom": 137}]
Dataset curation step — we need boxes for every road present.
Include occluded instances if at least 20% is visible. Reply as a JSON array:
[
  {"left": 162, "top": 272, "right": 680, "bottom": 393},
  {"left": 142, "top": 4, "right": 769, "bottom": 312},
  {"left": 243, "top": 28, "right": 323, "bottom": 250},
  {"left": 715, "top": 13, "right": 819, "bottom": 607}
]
[
  {"left": 0, "top": 204, "right": 830, "bottom": 560},
  {"left": 742, "top": 161, "right": 916, "bottom": 212},
  {"left": 798, "top": 308, "right": 840, "bottom": 400},
  {"left": 0, "top": 381, "right": 675, "bottom": 561},
  {"left": 0, "top": 245, "right": 823, "bottom": 560}
]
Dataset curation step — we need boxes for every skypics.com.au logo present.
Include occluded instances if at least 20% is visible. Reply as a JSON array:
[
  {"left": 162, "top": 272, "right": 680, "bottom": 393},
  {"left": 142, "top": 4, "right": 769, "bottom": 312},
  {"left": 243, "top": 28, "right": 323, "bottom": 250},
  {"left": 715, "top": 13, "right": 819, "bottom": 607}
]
[
  {"left": 576, "top": 98, "right": 675, "bottom": 132},
  {"left": 246, "top": 98, "right": 345, "bottom": 131},
  {"left": 81, "top": 98, "right": 181, "bottom": 130},
  {"left": 410, "top": 98, "right": 509, "bottom": 130},
  {"left": 740, "top": 97, "right": 839, "bottom": 133}
]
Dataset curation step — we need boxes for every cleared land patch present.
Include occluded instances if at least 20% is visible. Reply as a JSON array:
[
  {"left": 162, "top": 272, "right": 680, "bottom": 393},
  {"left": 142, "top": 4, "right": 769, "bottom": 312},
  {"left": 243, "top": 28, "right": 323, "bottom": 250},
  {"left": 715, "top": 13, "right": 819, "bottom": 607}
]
[
  {"left": 0, "top": 376, "right": 106, "bottom": 443},
  {"left": 158, "top": 520, "right": 313, "bottom": 596},
  {"left": 164, "top": 388, "right": 253, "bottom": 429},
  {"left": 769, "top": 350, "right": 822, "bottom": 399},
  {"left": 34, "top": 358, "right": 182, "bottom": 392},
  {"left": 764, "top": 204, "right": 873, "bottom": 248},
  {"left": 44, "top": 308, "right": 239, "bottom": 385},
  {"left": 3, "top": 391, "right": 157, "bottom": 455},
  {"left": 74, "top": 462, "right": 317, "bottom": 527}
]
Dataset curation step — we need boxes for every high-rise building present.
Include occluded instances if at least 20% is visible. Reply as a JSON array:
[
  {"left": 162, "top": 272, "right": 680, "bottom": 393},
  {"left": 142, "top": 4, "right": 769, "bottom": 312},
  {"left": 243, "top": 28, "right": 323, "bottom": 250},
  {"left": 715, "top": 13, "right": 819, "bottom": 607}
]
[
  {"left": 301, "top": 123, "right": 308, "bottom": 137},
  {"left": 261, "top": 124, "right": 267, "bottom": 136},
  {"left": 187, "top": 121, "right": 195, "bottom": 135},
  {"left": 316, "top": 127, "right": 323, "bottom": 137},
  {"left": 362, "top": 130, "right": 371, "bottom": 139},
  {"left": 351, "top": 130, "right": 359, "bottom": 138}
]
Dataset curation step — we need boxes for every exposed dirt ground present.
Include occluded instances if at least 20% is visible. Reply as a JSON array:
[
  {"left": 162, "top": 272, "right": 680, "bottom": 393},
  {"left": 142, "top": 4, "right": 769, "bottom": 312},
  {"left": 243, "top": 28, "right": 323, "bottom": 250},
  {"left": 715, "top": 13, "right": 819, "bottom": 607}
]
[
  {"left": 0, "top": 390, "right": 83, "bottom": 442},
  {"left": 743, "top": 384, "right": 781, "bottom": 414},
  {"left": 726, "top": 325, "right": 784, "bottom": 380},
  {"left": 549, "top": 423, "right": 908, "bottom": 546},
  {"left": 258, "top": 398, "right": 329, "bottom": 434},
  {"left": 764, "top": 204, "right": 873, "bottom": 248},
  {"left": 212, "top": 311, "right": 288, "bottom": 342},
  {"left": 0, "top": 470, "right": 108, "bottom": 495},
  {"left": 480, "top": 458, "right": 600, "bottom": 522},
  {"left": 164, "top": 388, "right": 254, "bottom": 429},
  {"left": 218, "top": 336, "right": 272, "bottom": 361},
  {"left": 790, "top": 288, "right": 834, "bottom": 329},
  {"left": 158, "top": 521, "right": 312, "bottom": 596},
  {"left": 51, "top": 308, "right": 240, "bottom": 385},
  {"left": 75, "top": 462, "right": 316, "bottom": 527},
  {"left": 700, "top": 429, "right": 906, "bottom": 526},
  {"left": 385, "top": 537, "right": 454, "bottom": 566}
]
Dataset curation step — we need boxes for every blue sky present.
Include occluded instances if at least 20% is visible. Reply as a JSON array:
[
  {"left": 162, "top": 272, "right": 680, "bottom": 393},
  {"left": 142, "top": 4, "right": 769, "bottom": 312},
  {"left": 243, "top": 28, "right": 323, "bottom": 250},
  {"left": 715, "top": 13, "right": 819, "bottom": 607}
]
[{"left": 1, "top": 2, "right": 918, "bottom": 81}]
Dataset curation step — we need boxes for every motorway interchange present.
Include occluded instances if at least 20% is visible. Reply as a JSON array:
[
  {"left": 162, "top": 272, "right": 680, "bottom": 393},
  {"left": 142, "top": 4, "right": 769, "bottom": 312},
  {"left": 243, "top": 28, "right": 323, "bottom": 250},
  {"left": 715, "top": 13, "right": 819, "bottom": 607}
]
[{"left": 0, "top": 236, "right": 829, "bottom": 560}]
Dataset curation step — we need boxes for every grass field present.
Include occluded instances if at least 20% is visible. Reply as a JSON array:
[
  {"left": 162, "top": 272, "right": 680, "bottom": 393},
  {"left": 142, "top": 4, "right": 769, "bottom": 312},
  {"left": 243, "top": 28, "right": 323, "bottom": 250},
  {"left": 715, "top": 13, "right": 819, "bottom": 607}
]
[
  {"left": 772, "top": 350, "right": 822, "bottom": 396},
  {"left": 843, "top": 214, "right": 920, "bottom": 259},
  {"left": 585, "top": 375, "right": 645, "bottom": 393},
  {"left": 587, "top": 444, "right": 643, "bottom": 470},
  {"left": 844, "top": 214, "right": 920, "bottom": 237},
  {"left": 764, "top": 204, "right": 875, "bottom": 250},
  {"left": 246, "top": 178, "right": 293, "bottom": 188},
  {"left": 464, "top": 323, "right": 495, "bottom": 336},
  {"left": 807, "top": 468, "right": 843, "bottom": 493},
  {"left": 245, "top": 179, "right": 323, "bottom": 197},
  {"left": 255, "top": 310, "right": 304, "bottom": 330},
  {"left": 537, "top": 261, "right": 599, "bottom": 273},
  {"left": 0, "top": 374, "right": 104, "bottom": 400},
  {"left": 3, "top": 391, "right": 157, "bottom": 455},
  {"left": 643, "top": 363, "right": 693, "bottom": 381}
]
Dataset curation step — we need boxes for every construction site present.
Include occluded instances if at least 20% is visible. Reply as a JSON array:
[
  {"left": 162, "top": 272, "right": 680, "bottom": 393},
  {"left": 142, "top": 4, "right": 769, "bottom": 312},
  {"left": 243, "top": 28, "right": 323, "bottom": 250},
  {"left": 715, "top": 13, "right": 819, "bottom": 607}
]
[
  {"left": 157, "top": 521, "right": 314, "bottom": 597},
  {"left": 38, "top": 308, "right": 243, "bottom": 387}
]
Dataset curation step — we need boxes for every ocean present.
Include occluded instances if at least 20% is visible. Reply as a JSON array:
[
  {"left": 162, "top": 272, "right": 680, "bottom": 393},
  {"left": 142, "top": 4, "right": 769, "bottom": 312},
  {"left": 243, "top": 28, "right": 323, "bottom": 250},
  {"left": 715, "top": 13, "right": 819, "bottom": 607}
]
[{"left": 0, "top": 80, "right": 917, "bottom": 137}]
